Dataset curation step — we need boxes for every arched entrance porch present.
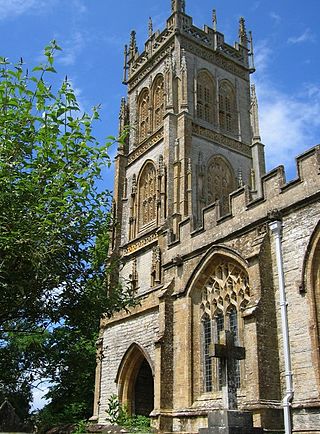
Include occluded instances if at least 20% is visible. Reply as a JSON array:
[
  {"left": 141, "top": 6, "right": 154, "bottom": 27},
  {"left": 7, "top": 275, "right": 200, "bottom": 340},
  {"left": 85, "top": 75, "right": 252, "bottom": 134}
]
[{"left": 116, "top": 343, "right": 154, "bottom": 416}]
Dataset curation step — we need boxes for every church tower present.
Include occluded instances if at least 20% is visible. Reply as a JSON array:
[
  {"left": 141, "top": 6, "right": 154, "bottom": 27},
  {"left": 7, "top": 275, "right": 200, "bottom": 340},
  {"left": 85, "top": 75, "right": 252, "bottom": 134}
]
[
  {"left": 92, "top": 2, "right": 320, "bottom": 433},
  {"left": 111, "top": 0, "right": 265, "bottom": 254}
]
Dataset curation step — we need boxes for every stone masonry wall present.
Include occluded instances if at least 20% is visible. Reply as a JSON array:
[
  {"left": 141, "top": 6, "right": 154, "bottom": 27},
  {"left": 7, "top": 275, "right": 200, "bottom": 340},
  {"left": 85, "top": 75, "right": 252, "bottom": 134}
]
[
  {"left": 272, "top": 203, "right": 320, "bottom": 432},
  {"left": 98, "top": 309, "right": 159, "bottom": 423}
]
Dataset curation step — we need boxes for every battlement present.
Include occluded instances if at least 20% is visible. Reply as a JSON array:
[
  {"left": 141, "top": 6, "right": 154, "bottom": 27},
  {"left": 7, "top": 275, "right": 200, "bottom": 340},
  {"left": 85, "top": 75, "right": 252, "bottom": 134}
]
[
  {"left": 124, "top": 3, "right": 254, "bottom": 86},
  {"left": 166, "top": 145, "right": 320, "bottom": 257}
]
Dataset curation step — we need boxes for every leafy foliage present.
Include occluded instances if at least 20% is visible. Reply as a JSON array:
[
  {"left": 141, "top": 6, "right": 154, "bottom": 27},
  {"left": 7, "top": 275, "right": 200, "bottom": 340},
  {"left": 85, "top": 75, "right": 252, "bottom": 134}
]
[
  {"left": 105, "top": 395, "right": 151, "bottom": 433},
  {"left": 105, "top": 394, "right": 122, "bottom": 425},
  {"left": 0, "top": 41, "right": 134, "bottom": 426},
  {"left": 72, "top": 419, "right": 88, "bottom": 434}
]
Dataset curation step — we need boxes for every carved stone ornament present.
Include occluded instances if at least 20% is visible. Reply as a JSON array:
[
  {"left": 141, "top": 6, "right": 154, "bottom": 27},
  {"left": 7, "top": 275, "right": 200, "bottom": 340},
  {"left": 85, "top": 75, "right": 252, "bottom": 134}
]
[
  {"left": 200, "top": 261, "right": 251, "bottom": 317},
  {"left": 181, "top": 40, "right": 248, "bottom": 81},
  {"left": 192, "top": 123, "right": 251, "bottom": 157},
  {"left": 128, "top": 128, "right": 164, "bottom": 166},
  {"left": 128, "top": 43, "right": 174, "bottom": 91},
  {"left": 139, "top": 162, "right": 157, "bottom": 228},
  {"left": 122, "top": 232, "right": 158, "bottom": 256}
]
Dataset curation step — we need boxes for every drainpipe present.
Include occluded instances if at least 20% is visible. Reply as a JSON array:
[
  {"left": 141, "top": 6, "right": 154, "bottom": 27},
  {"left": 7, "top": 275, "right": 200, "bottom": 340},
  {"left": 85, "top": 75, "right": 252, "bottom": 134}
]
[{"left": 269, "top": 220, "right": 294, "bottom": 434}]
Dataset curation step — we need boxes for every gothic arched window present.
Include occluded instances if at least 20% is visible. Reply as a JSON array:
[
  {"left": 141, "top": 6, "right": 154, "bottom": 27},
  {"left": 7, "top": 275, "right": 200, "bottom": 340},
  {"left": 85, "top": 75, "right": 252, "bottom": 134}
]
[
  {"left": 200, "top": 259, "right": 250, "bottom": 393},
  {"left": 152, "top": 75, "right": 164, "bottom": 131},
  {"left": 197, "top": 71, "right": 215, "bottom": 124},
  {"left": 138, "top": 88, "right": 150, "bottom": 143},
  {"left": 207, "top": 155, "right": 236, "bottom": 216},
  {"left": 219, "top": 81, "right": 237, "bottom": 134},
  {"left": 229, "top": 307, "right": 240, "bottom": 388},
  {"left": 305, "top": 225, "right": 320, "bottom": 386},
  {"left": 138, "top": 162, "right": 157, "bottom": 231},
  {"left": 202, "top": 313, "right": 213, "bottom": 392},
  {"left": 313, "top": 243, "right": 320, "bottom": 338}
]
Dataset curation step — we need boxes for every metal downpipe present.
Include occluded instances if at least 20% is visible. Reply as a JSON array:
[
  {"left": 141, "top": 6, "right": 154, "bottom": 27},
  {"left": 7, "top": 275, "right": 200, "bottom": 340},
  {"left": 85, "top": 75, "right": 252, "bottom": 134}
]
[{"left": 269, "top": 220, "right": 294, "bottom": 434}]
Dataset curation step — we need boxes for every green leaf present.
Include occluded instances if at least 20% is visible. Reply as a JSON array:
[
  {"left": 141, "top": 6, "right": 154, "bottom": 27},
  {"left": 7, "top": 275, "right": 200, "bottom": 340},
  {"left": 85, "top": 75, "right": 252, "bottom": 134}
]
[{"left": 0, "top": 43, "right": 135, "bottom": 427}]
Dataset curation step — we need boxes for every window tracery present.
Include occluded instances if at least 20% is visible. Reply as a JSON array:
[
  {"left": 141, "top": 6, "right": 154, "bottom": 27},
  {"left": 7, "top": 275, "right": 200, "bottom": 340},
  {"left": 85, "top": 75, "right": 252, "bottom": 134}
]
[
  {"left": 138, "top": 88, "right": 150, "bottom": 143},
  {"left": 152, "top": 75, "right": 164, "bottom": 130},
  {"left": 207, "top": 155, "right": 236, "bottom": 216},
  {"left": 200, "top": 259, "right": 250, "bottom": 392},
  {"left": 138, "top": 162, "right": 157, "bottom": 231},
  {"left": 219, "top": 81, "right": 237, "bottom": 134},
  {"left": 203, "top": 314, "right": 213, "bottom": 392},
  {"left": 197, "top": 71, "right": 215, "bottom": 124},
  {"left": 309, "top": 233, "right": 320, "bottom": 379}
]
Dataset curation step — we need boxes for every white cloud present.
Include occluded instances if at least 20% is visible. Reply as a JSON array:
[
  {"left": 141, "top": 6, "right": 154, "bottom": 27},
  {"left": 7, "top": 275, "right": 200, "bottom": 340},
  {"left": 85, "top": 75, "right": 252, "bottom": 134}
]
[
  {"left": 250, "top": 2, "right": 261, "bottom": 12},
  {"left": 269, "top": 11, "right": 281, "bottom": 24},
  {"left": 253, "top": 39, "right": 320, "bottom": 177},
  {"left": 306, "top": 83, "right": 320, "bottom": 99},
  {"left": 255, "top": 79, "right": 320, "bottom": 176},
  {"left": 0, "top": 0, "right": 56, "bottom": 20},
  {"left": 72, "top": 0, "right": 86, "bottom": 14},
  {"left": 58, "top": 31, "right": 85, "bottom": 66},
  {"left": 253, "top": 40, "right": 272, "bottom": 74},
  {"left": 287, "top": 28, "right": 315, "bottom": 44},
  {"left": 0, "top": 0, "right": 85, "bottom": 20}
]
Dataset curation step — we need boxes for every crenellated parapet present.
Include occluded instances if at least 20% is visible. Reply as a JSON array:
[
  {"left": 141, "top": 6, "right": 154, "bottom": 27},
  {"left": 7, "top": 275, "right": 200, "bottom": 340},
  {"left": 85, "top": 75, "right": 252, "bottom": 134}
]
[
  {"left": 163, "top": 145, "right": 320, "bottom": 257},
  {"left": 123, "top": 3, "right": 255, "bottom": 89}
]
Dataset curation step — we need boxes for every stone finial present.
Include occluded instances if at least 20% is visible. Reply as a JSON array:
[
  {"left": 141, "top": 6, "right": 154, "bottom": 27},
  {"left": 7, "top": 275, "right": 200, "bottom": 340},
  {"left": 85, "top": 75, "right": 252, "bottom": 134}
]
[
  {"left": 212, "top": 9, "right": 217, "bottom": 31},
  {"left": 119, "top": 97, "right": 126, "bottom": 120},
  {"left": 250, "top": 84, "right": 261, "bottom": 143},
  {"left": 122, "top": 44, "right": 128, "bottom": 83},
  {"left": 129, "top": 30, "right": 137, "bottom": 58},
  {"left": 238, "top": 17, "right": 248, "bottom": 47},
  {"left": 148, "top": 17, "right": 153, "bottom": 38},
  {"left": 118, "top": 97, "right": 127, "bottom": 138},
  {"left": 180, "top": 49, "right": 187, "bottom": 73},
  {"left": 249, "top": 31, "right": 255, "bottom": 70},
  {"left": 171, "top": 0, "right": 185, "bottom": 13}
]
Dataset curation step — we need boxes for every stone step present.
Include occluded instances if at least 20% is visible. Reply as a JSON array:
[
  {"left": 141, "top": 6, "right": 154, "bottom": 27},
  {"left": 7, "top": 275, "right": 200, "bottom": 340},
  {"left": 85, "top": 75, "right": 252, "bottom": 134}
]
[
  {"left": 199, "top": 428, "right": 263, "bottom": 434},
  {"left": 208, "top": 410, "right": 254, "bottom": 428},
  {"left": 198, "top": 410, "right": 264, "bottom": 434}
]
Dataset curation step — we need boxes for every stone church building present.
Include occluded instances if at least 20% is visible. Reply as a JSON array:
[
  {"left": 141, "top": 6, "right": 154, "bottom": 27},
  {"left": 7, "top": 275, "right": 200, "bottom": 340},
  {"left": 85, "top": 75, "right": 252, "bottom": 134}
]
[{"left": 91, "top": 1, "right": 320, "bottom": 432}]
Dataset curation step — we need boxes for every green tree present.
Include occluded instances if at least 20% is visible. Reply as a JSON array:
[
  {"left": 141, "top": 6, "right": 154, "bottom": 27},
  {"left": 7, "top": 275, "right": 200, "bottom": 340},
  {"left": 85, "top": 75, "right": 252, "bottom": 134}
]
[{"left": 0, "top": 41, "right": 133, "bottom": 425}]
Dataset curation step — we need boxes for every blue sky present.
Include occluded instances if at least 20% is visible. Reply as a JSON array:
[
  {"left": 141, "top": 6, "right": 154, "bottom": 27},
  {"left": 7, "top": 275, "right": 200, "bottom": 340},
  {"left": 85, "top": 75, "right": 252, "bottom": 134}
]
[
  {"left": 1, "top": 0, "right": 320, "bottom": 181},
  {"left": 1, "top": 0, "right": 319, "bottom": 409}
]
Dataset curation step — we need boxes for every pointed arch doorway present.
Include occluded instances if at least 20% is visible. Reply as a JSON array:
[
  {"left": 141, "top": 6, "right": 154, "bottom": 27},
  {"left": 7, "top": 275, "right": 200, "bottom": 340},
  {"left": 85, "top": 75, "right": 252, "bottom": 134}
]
[{"left": 117, "top": 343, "right": 154, "bottom": 416}]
